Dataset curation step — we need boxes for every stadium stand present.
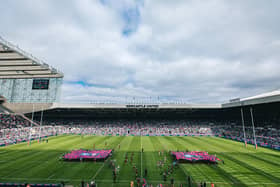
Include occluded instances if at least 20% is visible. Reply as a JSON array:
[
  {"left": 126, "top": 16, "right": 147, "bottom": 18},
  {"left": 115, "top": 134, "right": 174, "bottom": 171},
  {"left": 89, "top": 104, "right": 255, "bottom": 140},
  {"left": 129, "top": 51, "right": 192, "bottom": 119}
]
[
  {"left": 21, "top": 99, "right": 278, "bottom": 151},
  {"left": 0, "top": 124, "right": 64, "bottom": 146},
  {"left": 0, "top": 113, "right": 31, "bottom": 129},
  {"left": 1, "top": 117, "right": 268, "bottom": 151},
  {"left": 1, "top": 117, "right": 279, "bottom": 150},
  {"left": 1, "top": 99, "right": 280, "bottom": 151}
]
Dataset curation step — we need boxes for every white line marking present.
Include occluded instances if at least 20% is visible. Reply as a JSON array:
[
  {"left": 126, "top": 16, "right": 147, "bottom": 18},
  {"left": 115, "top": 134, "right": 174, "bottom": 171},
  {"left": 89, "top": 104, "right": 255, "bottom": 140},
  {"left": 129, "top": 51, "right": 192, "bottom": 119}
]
[
  {"left": 47, "top": 174, "right": 55, "bottom": 179},
  {"left": 91, "top": 162, "right": 106, "bottom": 180},
  {"left": 91, "top": 137, "right": 124, "bottom": 181}
]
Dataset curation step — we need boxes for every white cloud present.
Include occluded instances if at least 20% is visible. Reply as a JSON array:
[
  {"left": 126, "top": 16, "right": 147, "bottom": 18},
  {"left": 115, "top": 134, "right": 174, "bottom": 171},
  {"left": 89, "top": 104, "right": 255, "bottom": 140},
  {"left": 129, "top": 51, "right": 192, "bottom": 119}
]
[{"left": 1, "top": 0, "right": 280, "bottom": 104}]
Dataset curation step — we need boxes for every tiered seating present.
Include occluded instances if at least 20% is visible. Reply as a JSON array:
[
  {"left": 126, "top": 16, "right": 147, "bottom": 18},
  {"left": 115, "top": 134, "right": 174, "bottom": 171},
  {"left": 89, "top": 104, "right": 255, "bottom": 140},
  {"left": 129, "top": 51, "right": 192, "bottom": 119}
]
[
  {"left": 0, "top": 126, "right": 67, "bottom": 146},
  {"left": 0, "top": 117, "right": 279, "bottom": 150},
  {"left": 212, "top": 125, "right": 280, "bottom": 150},
  {"left": 0, "top": 113, "right": 30, "bottom": 129}
]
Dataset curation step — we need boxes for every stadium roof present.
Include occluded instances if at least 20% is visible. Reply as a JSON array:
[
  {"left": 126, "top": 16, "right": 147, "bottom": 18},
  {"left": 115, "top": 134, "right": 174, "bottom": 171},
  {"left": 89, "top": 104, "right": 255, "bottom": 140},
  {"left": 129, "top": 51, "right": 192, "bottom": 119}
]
[
  {"left": 241, "top": 90, "right": 280, "bottom": 101},
  {"left": 0, "top": 36, "right": 63, "bottom": 79},
  {"left": 48, "top": 89, "right": 280, "bottom": 111},
  {"left": 222, "top": 89, "right": 280, "bottom": 108}
]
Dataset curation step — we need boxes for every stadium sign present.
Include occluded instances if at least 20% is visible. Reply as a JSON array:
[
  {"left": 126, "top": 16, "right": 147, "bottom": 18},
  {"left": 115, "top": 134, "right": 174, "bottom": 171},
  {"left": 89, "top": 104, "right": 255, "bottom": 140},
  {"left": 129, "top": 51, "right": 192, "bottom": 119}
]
[{"left": 126, "top": 104, "right": 159, "bottom": 108}]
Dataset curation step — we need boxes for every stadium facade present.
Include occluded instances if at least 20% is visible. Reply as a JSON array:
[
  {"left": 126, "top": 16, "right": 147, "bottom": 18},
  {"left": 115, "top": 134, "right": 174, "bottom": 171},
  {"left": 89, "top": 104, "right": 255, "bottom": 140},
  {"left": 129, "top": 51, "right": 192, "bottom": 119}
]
[
  {"left": 28, "top": 91, "right": 280, "bottom": 122},
  {"left": 0, "top": 36, "right": 63, "bottom": 113}
]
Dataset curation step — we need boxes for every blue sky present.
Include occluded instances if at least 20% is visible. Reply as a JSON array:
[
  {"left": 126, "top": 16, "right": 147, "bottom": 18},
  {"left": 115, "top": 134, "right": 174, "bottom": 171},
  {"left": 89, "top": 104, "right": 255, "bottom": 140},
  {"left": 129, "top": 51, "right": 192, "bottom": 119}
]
[{"left": 1, "top": 0, "right": 280, "bottom": 103}]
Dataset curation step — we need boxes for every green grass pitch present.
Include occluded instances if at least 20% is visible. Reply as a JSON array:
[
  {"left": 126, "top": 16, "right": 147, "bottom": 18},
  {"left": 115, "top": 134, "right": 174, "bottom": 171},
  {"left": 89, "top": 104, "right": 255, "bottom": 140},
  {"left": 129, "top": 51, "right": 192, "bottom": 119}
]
[{"left": 0, "top": 135, "right": 279, "bottom": 187}]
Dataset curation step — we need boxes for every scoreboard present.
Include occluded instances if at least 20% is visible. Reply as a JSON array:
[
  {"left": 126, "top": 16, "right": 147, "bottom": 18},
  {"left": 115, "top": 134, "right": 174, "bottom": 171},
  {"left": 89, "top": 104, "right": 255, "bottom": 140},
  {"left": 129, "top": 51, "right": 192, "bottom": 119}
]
[{"left": 32, "top": 79, "right": 49, "bottom": 90}]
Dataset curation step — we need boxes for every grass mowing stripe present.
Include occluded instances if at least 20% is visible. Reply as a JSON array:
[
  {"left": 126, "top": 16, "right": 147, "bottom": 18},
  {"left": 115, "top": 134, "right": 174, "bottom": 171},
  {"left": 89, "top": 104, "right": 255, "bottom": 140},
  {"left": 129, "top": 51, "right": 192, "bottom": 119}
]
[
  {"left": 113, "top": 136, "right": 135, "bottom": 181},
  {"left": 95, "top": 136, "right": 140, "bottom": 183},
  {"left": 1, "top": 136, "right": 279, "bottom": 187},
  {"left": 179, "top": 136, "right": 209, "bottom": 151},
  {"left": 4, "top": 136, "right": 107, "bottom": 184},
  {"left": 167, "top": 137, "right": 219, "bottom": 184},
  {"left": 208, "top": 164, "right": 247, "bottom": 186},
  {"left": 170, "top": 137, "right": 245, "bottom": 186},
  {"left": 259, "top": 152, "right": 280, "bottom": 163},
  {"left": 59, "top": 136, "right": 113, "bottom": 181},
  {"left": 0, "top": 136, "right": 83, "bottom": 171},
  {"left": 58, "top": 136, "right": 106, "bottom": 180},
  {"left": 194, "top": 137, "right": 280, "bottom": 184},
  {"left": 243, "top": 153, "right": 280, "bottom": 168},
  {"left": 142, "top": 137, "right": 162, "bottom": 181},
  {"left": 157, "top": 137, "right": 188, "bottom": 182},
  {"left": 91, "top": 136, "right": 125, "bottom": 181},
  {"left": 221, "top": 153, "right": 280, "bottom": 183},
  {"left": 199, "top": 137, "right": 280, "bottom": 179},
  {"left": 4, "top": 136, "right": 90, "bottom": 179},
  {"left": 216, "top": 137, "right": 280, "bottom": 154},
  {"left": 179, "top": 137, "right": 257, "bottom": 185}
]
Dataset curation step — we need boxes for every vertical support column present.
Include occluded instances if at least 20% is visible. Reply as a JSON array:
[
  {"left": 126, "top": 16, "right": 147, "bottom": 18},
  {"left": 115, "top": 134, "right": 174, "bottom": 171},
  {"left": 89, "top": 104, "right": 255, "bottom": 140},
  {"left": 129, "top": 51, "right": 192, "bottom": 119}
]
[
  {"left": 38, "top": 107, "right": 44, "bottom": 143},
  {"left": 240, "top": 108, "right": 247, "bottom": 147},
  {"left": 250, "top": 107, "right": 257, "bottom": 149},
  {"left": 28, "top": 104, "right": 35, "bottom": 145}
]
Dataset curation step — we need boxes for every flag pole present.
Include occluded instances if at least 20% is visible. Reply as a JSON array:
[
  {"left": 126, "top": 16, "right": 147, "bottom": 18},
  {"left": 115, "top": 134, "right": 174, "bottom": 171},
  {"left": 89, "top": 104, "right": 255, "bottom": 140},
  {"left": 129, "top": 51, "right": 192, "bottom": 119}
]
[
  {"left": 250, "top": 107, "right": 257, "bottom": 149},
  {"left": 38, "top": 107, "right": 44, "bottom": 143},
  {"left": 240, "top": 108, "right": 247, "bottom": 147},
  {"left": 28, "top": 104, "right": 35, "bottom": 145}
]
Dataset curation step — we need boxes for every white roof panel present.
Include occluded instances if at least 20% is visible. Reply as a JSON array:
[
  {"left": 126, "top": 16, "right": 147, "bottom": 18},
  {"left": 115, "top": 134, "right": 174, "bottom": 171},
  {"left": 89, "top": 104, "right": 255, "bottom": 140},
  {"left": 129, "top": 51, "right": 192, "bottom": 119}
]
[{"left": 0, "top": 36, "right": 63, "bottom": 79}]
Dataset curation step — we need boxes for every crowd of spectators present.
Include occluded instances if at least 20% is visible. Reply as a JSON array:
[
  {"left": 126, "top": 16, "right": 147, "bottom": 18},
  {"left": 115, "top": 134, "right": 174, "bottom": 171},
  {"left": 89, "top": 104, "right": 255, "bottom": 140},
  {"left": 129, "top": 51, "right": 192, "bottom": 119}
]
[
  {"left": 213, "top": 125, "right": 280, "bottom": 150},
  {"left": 42, "top": 119, "right": 280, "bottom": 150},
  {"left": 0, "top": 113, "right": 68, "bottom": 145},
  {"left": 0, "top": 113, "right": 279, "bottom": 150},
  {"left": 0, "top": 125, "right": 67, "bottom": 146},
  {"left": 0, "top": 113, "right": 30, "bottom": 129},
  {"left": 48, "top": 120, "right": 214, "bottom": 136}
]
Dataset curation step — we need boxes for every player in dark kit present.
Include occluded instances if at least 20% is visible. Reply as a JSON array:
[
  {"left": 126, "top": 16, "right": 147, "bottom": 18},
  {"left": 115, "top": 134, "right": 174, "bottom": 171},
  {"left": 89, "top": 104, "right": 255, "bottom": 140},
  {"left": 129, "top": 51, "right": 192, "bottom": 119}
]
[
  {"left": 187, "top": 176, "right": 191, "bottom": 186},
  {"left": 112, "top": 169, "right": 117, "bottom": 183},
  {"left": 137, "top": 178, "right": 141, "bottom": 187},
  {"left": 171, "top": 178, "right": 174, "bottom": 187},
  {"left": 135, "top": 168, "right": 138, "bottom": 179},
  {"left": 144, "top": 168, "right": 147, "bottom": 177},
  {"left": 163, "top": 172, "right": 167, "bottom": 181}
]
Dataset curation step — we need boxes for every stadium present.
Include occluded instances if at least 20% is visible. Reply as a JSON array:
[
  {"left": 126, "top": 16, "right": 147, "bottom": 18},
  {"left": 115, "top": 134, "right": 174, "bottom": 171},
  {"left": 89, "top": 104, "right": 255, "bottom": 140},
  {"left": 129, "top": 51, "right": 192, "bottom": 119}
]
[{"left": 0, "top": 35, "right": 279, "bottom": 187}]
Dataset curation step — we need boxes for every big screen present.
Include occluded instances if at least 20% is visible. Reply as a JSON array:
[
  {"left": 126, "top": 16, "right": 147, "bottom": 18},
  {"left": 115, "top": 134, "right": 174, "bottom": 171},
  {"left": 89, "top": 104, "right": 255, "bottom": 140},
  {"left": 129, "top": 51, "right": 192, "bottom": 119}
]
[{"left": 32, "top": 79, "right": 49, "bottom": 90}]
